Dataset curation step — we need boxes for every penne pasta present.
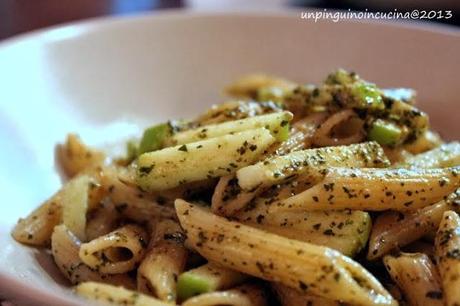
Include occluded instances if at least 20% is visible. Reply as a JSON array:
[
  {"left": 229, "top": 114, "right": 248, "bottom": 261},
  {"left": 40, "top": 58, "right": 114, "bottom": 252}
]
[
  {"left": 62, "top": 174, "right": 92, "bottom": 241},
  {"left": 213, "top": 142, "right": 389, "bottom": 216},
  {"left": 15, "top": 69, "right": 460, "bottom": 305},
  {"left": 57, "top": 134, "right": 105, "bottom": 178},
  {"left": 268, "top": 166, "right": 460, "bottom": 212},
  {"left": 86, "top": 202, "right": 119, "bottom": 241},
  {"left": 312, "top": 109, "right": 366, "bottom": 147},
  {"left": 404, "top": 241, "right": 436, "bottom": 260},
  {"left": 177, "top": 262, "right": 248, "bottom": 301},
  {"left": 137, "top": 219, "right": 188, "bottom": 302},
  {"left": 385, "top": 283, "right": 406, "bottom": 306},
  {"left": 383, "top": 253, "right": 443, "bottom": 306},
  {"left": 211, "top": 174, "right": 260, "bottom": 217},
  {"left": 224, "top": 74, "right": 295, "bottom": 99},
  {"left": 272, "top": 283, "right": 345, "bottom": 306},
  {"left": 12, "top": 172, "right": 102, "bottom": 246},
  {"left": 136, "top": 128, "right": 276, "bottom": 191},
  {"left": 12, "top": 167, "right": 107, "bottom": 246},
  {"left": 194, "top": 101, "right": 283, "bottom": 126},
  {"left": 51, "top": 225, "right": 134, "bottom": 288},
  {"left": 403, "top": 130, "right": 443, "bottom": 155},
  {"left": 12, "top": 196, "right": 62, "bottom": 246},
  {"left": 245, "top": 222, "right": 368, "bottom": 257},
  {"left": 238, "top": 209, "right": 371, "bottom": 257},
  {"left": 181, "top": 284, "right": 268, "bottom": 306},
  {"left": 383, "top": 148, "right": 413, "bottom": 164},
  {"left": 100, "top": 167, "right": 176, "bottom": 222},
  {"left": 269, "top": 112, "right": 328, "bottom": 156},
  {"left": 236, "top": 142, "right": 389, "bottom": 192},
  {"left": 367, "top": 189, "right": 460, "bottom": 260},
  {"left": 175, "top": 200, "right": 396, "bottom": 305},
  {"left": 387, "top": 100, "right": 429, "bottom": 144},
  {"left": 79, "top": 225, "right": 148, "bottom": 274},
  {"left": 399, "top": 142, "right": 460, "bottom": 169},
  {"left": 435, "top": 210, "right": 460, "bottom": 306},
  {"left": 75, "top": 282, "right": 172, "bottom": 306},
  {"left": 168, "top": 111, "right": 293, "bottom": 145}
]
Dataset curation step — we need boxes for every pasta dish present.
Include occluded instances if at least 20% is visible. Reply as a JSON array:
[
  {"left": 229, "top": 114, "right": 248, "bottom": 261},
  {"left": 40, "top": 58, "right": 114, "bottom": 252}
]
[{"left": 12, "top": 70, "right": 460, "bottom": 306}]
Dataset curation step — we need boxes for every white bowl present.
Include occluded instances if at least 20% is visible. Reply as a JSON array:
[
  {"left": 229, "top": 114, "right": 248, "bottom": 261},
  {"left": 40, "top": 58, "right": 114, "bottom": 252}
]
[{"left": 0, "top": 10, "right": 458, "bottom": 306}]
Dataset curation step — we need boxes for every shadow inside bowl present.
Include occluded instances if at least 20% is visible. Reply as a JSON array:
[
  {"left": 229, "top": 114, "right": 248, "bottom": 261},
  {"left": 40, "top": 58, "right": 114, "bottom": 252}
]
[{"left": 33, "top": 248, "right": 70, "bottom": 287}]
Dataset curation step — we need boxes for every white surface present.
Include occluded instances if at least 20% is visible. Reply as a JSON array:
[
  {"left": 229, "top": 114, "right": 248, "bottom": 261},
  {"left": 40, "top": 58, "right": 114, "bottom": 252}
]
[{"left": 0, "top": 10, "right": 459, "bottom": 305}]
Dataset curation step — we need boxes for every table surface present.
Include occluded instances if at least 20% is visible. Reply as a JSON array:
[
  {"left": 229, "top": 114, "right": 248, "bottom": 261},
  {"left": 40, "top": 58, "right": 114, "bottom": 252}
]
[
  {"left": 1, "top": 0, "right": 458, "bottom": 41},
  {"left": 0, "top": 0, "right": 183, "bottom": 40}
]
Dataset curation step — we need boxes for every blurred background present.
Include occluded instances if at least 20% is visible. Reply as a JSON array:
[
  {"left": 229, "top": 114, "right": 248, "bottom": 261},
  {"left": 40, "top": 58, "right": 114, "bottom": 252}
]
[{"left": 0, "top": 0, "right": 458, "bottom": 41}]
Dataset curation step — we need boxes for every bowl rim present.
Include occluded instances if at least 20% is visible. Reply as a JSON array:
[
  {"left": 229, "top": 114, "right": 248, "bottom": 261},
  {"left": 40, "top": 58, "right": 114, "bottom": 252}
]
[
  {"left": 0, "top": 271, "right": 81, "bottom": 306},
  {"left": 0, "top": 8, "right": 458, "bottom": 305},
  {"left": 0, "top": 8, "right": 458, "bottom": 50}
]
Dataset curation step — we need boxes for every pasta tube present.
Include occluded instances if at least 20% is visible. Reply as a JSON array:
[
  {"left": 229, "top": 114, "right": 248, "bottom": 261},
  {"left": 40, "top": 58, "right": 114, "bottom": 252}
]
[
  {"left": 57, "top": 134, "right": 105, "bottom": 178},
  {"left": 12, "top": 197, "right": 61, "bottom": 246},
  {"left": 399, "top": 142, "right": 460, "bottom": 169},
  {"left": 62, "top": 174, "right": 91, "bottom": 241},
  {"left": 236, "top": 142, "right": 389, "bottom": 191},
  {"left": 177, "top": 263, "right": 247, "bottom": 300},
  {"left": 435, "top": 210, "right": 460, "bottom": 306},
  {"left": 12, "top": 172, "right": 103, "bottom": 246},
  {"left": 137, "top": 219, "right": 188, "bottom": 302},
  {"left": 312, "top": 110, "right": 366, "bottom": 147},
  {"left": 238, "top": 209, "right": 371, "bottom": 257},
  {"left": 387, "top": 100, "right": 429, "bottom": 144},
  {"left": 224, "top": 74, "right": 295, "bottom": 99},
  {"left": 175, "top": 200, "right": 396, "bottom": 306},
  {"left": 169, "top": 111, "right": 293, "bottom": 145},
  {"left": 213, "top": 142, "right": 389, "bottom": 216},
  {"left": 383, "top": 253, "right": 443, "bottom": 306},
  {"left": 86, "top": 202, "right": 118, "bottom": 241},
  {"left": 211, "top": 174, "right": 260, "bottom": 217},
  {"left": 403, "top": 130, "right": 443, "bottom": 155},
  {"left": 367, "top": 190, "right": 459, "bottom": 260},
  {"left": 194, "top": 101, "right": 282, "bottom": 126},
  {"left": 51, "top": 225, "right": 134, "bottom": 288},
  {"left": 269, "top": 112, "right": 328, "bottom": 156},
  {"left": 75, "top": 282, "right": 172, "bottom": 306},
  {"left": 272, "top": 283, "right": 344, "bottom": 306},
  {"left": 181, "top": 284, "right": 268, "bottom": 306},
  {"left": 269, "top": 166, "right": 460, "bottom": 212},
  {"left": 136, "top": 128, "right": 276, "bottom": 191},
  {"left": 404, "top": 241, "right": 435, "bottom": 259},
  {"left": 100, "top": 167, "right": 176, "bottom": 222},
  {"left": 79, "top": 225, "right": 148, "bottom": 274}
]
